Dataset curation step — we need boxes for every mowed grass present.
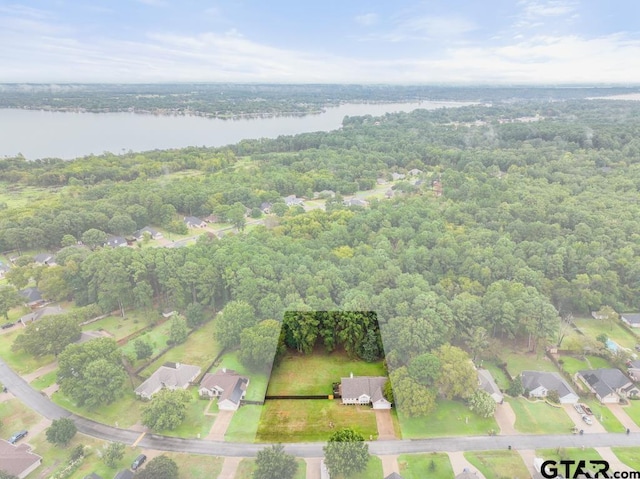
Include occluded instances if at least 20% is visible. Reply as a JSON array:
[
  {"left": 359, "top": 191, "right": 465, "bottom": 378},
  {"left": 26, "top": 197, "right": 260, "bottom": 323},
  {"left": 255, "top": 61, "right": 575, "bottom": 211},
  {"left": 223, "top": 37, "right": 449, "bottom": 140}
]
[
  {"left": 84, "top": 314, "right": 149, "bottom": 341},
  {"left": 217, "top": 351, "right": 269, "bottom": 401},
  {"left": 508, "top": 398, "right": 573, "bottom": 434},
  {"left": 573, "top": 317, "right": 639, "bottom": 350},
  {"left": 349, "top": 456, "right": 383, "bottom": 479},
  {"left": 31, "top": 370, "right": 57, "bottom": 390},
  {"left": 560, "top": 355, "right": 611, "bottom": 375},
  {"left": 622, "top": 399, "right": 640, "bottom": 427},
  {"left": 582, "top": 398, "right": 626, "bottom": 433},
  {"left": 397, "top": 400, "right": 499, "bottom": 439},
  {"left": 0, "top": 327, "right": 55, "bottom": 374},
  {"left": 612, "top": 448, "right": 640, "bottom": 470},
  {"left": 501, "top": 349, "right": 560, "bottom": 377},
  {"left": 232, "top": 458, "right": 306, "bottom": 479},
  {"left": 156, "top": 389, "right": 215, "bottom": 439},
  {"left": 256, "top": 400, "right": 378, "bottom": 442},
  {"left": 142, "top": 320, "right": 221, "bottom": 379},
  {"left": 0, "top": 398, "right": 42, "bottom": 434},
  {"left": 537, "top": 448, "right": 604, "bottom": 476},
  {"left": 225, "top": 405, "right": 263, "bottom": 442},
  {"left": 482, "top": 361, "right": 511, "bottom": 390},
  {"left": 464, "top": 450, "right": 530, "bottom": 479},
  {"left": 120, "top": 320, "right": 172, "bottom": 368},
  {"left": 267, "top": 349, "right": 386, "bottom": 396},
  {"left": 398, "top": 453, "right": 455, "bottom": 479}
]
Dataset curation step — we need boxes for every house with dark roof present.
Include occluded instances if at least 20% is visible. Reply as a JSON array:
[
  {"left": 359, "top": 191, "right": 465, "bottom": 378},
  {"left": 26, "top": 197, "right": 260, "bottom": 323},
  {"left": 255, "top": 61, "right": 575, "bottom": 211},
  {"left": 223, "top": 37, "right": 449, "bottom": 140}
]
[
  {"left": 0, "top": 439, "right": 42, "bottom": 479},
  {"left": 33, "top": 253, "right": 56, "bottom": 266},
  {"left": 19, "top": 305, "right": 64, "bottom": 325},
  {"left": 105, "top": 236, "right": 128, "bottom": 248},
  {"left": 19, "top": 287, "right": 46, "bottom": 308},
  {"left": 385, "top": 473, "right": 404, "bottom": 479},
  {"left": 577, "top": 368, "right": 640, "bottom": 403},
  {"left": 133, "top": 227, "right": 163, "bottom": 241},
  {"left": 183, "top": 216, "right": 206, "bottom": 228},
  {"left": 259, "top": 202, "right": 273, "bottom": 214},
  {"left": 199, "top": 369, "right": 249, "bottom": 411},
  {"left": 83, "top": 473, "right": 103, "bottom": 479},
  {"left": 284, "top": 195, "right": 304, "bottom": 207},
  {"left": 477, "top": 369, "right": 504, "bottom": 403},
  {"left": 343, "top": 198, "right": 368, "bottom": 207},
  {"left": 135, "top": 362, "right": 201, "bottom": 399},
  {"left": 113, "top": 470, "right": 134, "bottom": 479},
  {"left": 621, "top": 313, "right": 640, "bottom": 328},
  {"left": 340, "top": 374, "right": 391, "bottom": 409},
  {"left": 521, "top": 371, "right": 579, "bottom": 404}
]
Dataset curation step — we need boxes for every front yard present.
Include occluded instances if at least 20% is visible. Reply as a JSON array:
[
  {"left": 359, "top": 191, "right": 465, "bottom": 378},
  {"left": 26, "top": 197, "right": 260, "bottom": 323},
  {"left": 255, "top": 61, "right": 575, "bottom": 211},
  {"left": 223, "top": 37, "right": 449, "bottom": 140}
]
[
  {"left": 397, "top": 400, "right": 499, "bottom": 439},
  {"left": 256, "top": 399, "right": 378, "bottom": 442},
  {"left": 611, "top": 448, "right": 640, "bottom": 470},
  {"left": 225, "top": 405, "right": 263, "bottom": 442},
  {"left": 464, "top": 450, "right": 530, "bottom": 478},
  {"left": 398, "top": 453, "right": 454, "bottom": 479},
  {"left": 621, "top": 399, "right": 640, "bottom": 427},
  {"left": 233, "top": 458, "right": 306, "bottom": 479},
  {"left": 536, "top": 448, "right": 604, "bottom": 476},
  {"left": 0, "top": 327, "right": 55, "bottom": 374},
  {"left": 582, "top": 398, "right": 626, "bottom": 432},
  {"left": 507, "top": 398, "right": 573, "bottom": 434}
]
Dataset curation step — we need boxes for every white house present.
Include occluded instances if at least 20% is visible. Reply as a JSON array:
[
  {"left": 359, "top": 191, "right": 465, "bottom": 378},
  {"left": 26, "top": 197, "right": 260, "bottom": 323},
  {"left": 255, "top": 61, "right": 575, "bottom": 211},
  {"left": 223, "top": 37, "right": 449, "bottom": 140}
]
[
  {"left": 340, "top": 374, "right": 391, "bottom": 409},
  {"left": 521, "top": 371, "right": 579, "bottom": 404},
  {"left": 135, "top": 362, "right": 201, "bottom": 399},
  {"left": 199, "top": 369, "right": 249, "bottom": 411}
]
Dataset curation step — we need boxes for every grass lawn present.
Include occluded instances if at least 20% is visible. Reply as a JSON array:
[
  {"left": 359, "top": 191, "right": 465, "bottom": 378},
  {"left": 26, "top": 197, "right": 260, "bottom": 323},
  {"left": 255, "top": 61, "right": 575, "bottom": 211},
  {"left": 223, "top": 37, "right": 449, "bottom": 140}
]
[
  {"left": 622, "top": 399, "right": 640, "bottom": 427},
  {"left": 121, "top": 320, "right": 172, "bottom": 368},
  {"left": 141, "top": 319, "right": 221, "bottom": 379},
  {"left": 0, "top": 328, "right": 55, "bottom": 374},
  {"left": 0, "top": 398, "right": 42, "bottom": 433},
  {"left": 482, "top": 360, "right": 511, "bottom": 390},
  {"left": 508, "top": 398, "right": 573, "bottom": 434},
  {"left": 31, "top": 370, "right": 58, "bottom": 390},
  {"left": 30, "top": 433, "right": 108, "bottom": 479},
  {"left": 156, "top": 389, "right": 215, "bottom": 439},
  {"left": 501, "top": 349, "right": 560, "bottom": 377},
  {"left": 397, "top": 400, "right": 499, "bottom": 439},
  {"left": 465, "top": 450, "right": 530, "bottom": 479},
  {"left": 225, "top": 405, "right": 263, "bottom": 442},
  {"left": 348, "top": 456, "right": 383, "bottom": 479},
  {"left": 536, "top": 448, "right": 604, "bottom": 476},
  {"left": 267, "top": 349, "right": 385, "bottom": 396},
  {"left": 84, "top": 314, "right": 149, "bottom": 342},
  {"left": 398, "top": 453, "right": 455, "bottom": 479},
  {"left": 233, "top": 458, "right": 306, "bottom": 479},
  {"left": 256, "top": 399, "right": 378, "bottom": 442},
  {"left": 67, "top": 440, "right": 148, "bottom": 479},
  {"left": 559, "top": 355, "right": 611, "bottom": 375},
  {"left": 611, "top": 448, "right": 640, "bottom": 470},
  {"left": 573, "top": 318, "right": 639, "bottom": 350},
  {"left": 217, "top": 351, "right": 269, "bottom": 401},
  {"left": 582, "top": 398, "right": 626, "bottom": 432}
]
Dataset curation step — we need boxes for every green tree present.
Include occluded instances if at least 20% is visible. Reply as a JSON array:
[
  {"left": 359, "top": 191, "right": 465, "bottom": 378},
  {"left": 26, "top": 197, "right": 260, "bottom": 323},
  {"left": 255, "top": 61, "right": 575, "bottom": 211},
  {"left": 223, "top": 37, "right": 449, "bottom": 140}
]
[
  {"left": 102, "top": 442, "right": 125, "bottom": 468},
  {"left": 407, "top": 353, "right": 441, "bottom": 387},
  {"left": 0, "top": 471, "right": 18, "bottom": 479},
  {"left": 389, "top": 366, "right": 437, "bottom": 417},
  {"left": 507, "top": 376, "right": 524, "bottom": 397},
  {"left": 434, "top": 344, "right": 477, "bottom": 400},
  {"left": 240, "top": 319, "right": 283, "bottom": 371},
  {"left": 464, "top": 327, "right": 490, "bottom": 362},
  {"left": 45, "top": 418, "right": 77, "bottom": 447},
  {"left": 254, "top": 444, "right": 298, "bottom": 479},
  {"left": 61, "top": 234, "right": 77, "bottom": 248},
  {"left": 142, "top": 389, "right": 191, "bottom": 431},
  {"left": 134, "top": 339, "right": 153, "bottom": 360},
  {"left": 215, "top": 300, "right": 257, "bottom": 349},
  {"left": 0, "top": 285, "right": 22, "bottom": 321},
  {"left": 467, "top": 390, "right": 497, "bottom": 418},
  {"left": 595, "top": 305, "right": 618, "bottom": 332},
  {"left": 13, "top": 314, "right": 82, "bottom": 357},
  {"left": 168, "top": 315, "right": 188, "bottom": 345},
  {"left": 358, "top": 328, "right": 382, "bottom": 362},
  {"left": 323, "top": 428, "right": 369, "bottom": 478},
  {"left": 135, "top": 455, "right": 179, "bottom": 479},
  {"left": 81, "top": 228, "right": 108, "bottom": 249},
  {"left": 185, "top": 302, "right": 205, "bottom": 328}
]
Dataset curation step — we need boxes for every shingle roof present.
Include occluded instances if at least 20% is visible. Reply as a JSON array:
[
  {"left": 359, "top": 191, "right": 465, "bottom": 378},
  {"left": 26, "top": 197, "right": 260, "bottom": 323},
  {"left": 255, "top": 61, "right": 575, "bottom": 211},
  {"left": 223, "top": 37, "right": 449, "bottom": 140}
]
[
  {"left": 105, "top": 236, "right": 127, "bottom": 247},
  {"left": 621, "top": 313, "right": 640, "bottom": 325},
  {"left": 578, "top": 369, "right": 632, "bottom": 398},
  {"left": 200, "top": 370, "right": 249, "bottom": 405},
  {"left": 114, "top": 470, "right": 134, "bottom": 479},
  {"left": 34, "top": 253, "right": 55, "bottom": 264},
  {"left": 341, "top": 376, "right": 388, "bottom": 403},
  {"left": 477, "top": 369, "right": 502, "bottom": 397},
  {"left": 135, "top": 362, "right": 201, "bottom": 397},
  {"left": 0, "top": 439, "right": 42, "bottom": 478},
  {"left": 521, "top": 371, "right": 577, "bottom": 400},
  {"left": 133, "top": 227, "right": 161, "bottom": 239},
  {"left": 19, "top": 286, "right": 43, "bottom": 302},
  {"left": 385, "top": 473, "right": 404, "bottom": 479}
]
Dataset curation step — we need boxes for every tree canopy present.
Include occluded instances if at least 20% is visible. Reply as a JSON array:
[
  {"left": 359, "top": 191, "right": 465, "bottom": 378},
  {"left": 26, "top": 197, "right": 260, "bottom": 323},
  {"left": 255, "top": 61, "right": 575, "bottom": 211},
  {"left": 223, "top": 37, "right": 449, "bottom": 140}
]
[{"left": 323, "top": 428, "right": 370, "bottom": 478}]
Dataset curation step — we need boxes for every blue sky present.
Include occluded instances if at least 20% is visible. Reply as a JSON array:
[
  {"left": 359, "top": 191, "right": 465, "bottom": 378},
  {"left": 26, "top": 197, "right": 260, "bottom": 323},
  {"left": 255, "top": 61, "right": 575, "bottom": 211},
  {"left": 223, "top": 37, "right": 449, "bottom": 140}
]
[{"left": 0, "top": 0, "right": 639, "bottom": 83}]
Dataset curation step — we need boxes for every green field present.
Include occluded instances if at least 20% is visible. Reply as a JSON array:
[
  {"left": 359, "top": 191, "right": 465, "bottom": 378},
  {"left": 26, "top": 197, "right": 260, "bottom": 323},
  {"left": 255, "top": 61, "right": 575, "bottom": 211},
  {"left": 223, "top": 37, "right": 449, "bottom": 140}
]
[
  {"left": 0, "top": 398, "right": 42, "bottom": 434},
  {"left": 611, "top": 448, "right": 640, "bottom": 470},
  {"left": 267, "top": 349, "right": 386, "bottom": 396},
  {"left": 256, "top": 399, "right": 378, "bottom": 442},
  {"left": 349, "top": 456, "right": 383, "bottom": 479},
  {"left": 559, "top": 355, "right": 611, "bottom": 375},
  {"left": 465, "top": 450, "right": 530, "bottom": 479},
  {"left": 397, "top": 400, "right": 499, "bottom": 439},
  {"left": 501, "top": 349, "right": 560, "bottom": 377},
  {"left": 508, "top": 398, "right": 573, "bottom": 434},
  {"left": 573, "top": 318, "right": 639, "bottom": 350},
  {"left": 84, "top": 314, "right": 150, "bottom": 341},
  {"left": 398, "top": 453, "right": 455, "bottom": 479},
  {"left": 225, "top": 405, "right": 263, "bottom": 442},
  {"left": 0, "top": 327, "right": 55, "bottom": 374}
]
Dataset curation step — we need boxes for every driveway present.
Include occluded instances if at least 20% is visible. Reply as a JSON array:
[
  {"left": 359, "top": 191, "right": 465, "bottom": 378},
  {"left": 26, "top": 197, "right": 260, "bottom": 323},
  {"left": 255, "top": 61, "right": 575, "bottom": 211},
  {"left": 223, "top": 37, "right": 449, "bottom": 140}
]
[
  {"left": 374, "top": 409, "right": 397, "bottom": 440},
  {"left": 304, "top": 457, "right": 321, "bottom": 479},
  {"left": 207, "top": 410, "right": 235, "bottom": 441},
  {"left": 380, "top": 455, "right": 400, "bottom": 477},
  {"left": 518, "top": 449, "right": 538, "bottom": 478},
  {"left": 447, "top": 451, "right": 487, "bottom": 479},
  {"left": 606, "top": 404, "right": 640, "bottom": 432},
  {"left": 494, "top": 401, "right": 517, "bottom": 435},
  {"left": 217, "top": 456, "right": 243, "bottom": 479},
  {"left": 562, "top": 404, "right": 606, "bottom": 433}
]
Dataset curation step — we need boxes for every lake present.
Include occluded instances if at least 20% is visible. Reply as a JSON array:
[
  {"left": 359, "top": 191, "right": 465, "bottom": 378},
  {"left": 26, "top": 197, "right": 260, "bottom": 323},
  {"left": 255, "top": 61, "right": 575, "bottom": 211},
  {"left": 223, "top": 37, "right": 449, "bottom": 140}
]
[{"left": 0, "top": 101, "right": 471, "bottom": 160}]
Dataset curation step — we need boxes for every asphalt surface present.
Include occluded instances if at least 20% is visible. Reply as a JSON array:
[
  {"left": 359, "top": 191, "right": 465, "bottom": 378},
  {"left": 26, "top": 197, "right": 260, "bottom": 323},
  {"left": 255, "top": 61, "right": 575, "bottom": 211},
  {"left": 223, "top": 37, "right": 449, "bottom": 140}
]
[{"left": 2, "top": 357, "right": 640, "bottom": 457}]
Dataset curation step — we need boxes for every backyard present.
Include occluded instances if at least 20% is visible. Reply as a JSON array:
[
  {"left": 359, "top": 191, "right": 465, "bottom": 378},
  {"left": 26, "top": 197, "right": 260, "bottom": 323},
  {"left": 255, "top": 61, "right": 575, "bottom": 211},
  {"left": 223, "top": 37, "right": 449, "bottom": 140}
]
[
  {"left": 500, "top": 349, "right": 560, "bottom": 377},
  {"left": 559, "top": 354, "right": 611, "bottom": 375},
  {"left": 216, "top": 350, "right": 270, "bottom": 401},
  {"left": 573, "top": 317, "right": 639, "bottom": 350},
  {"left": 464, "top": 450, "right": 530, "bottom": 479},
  {"left": 398, "top": 453, "right": 455, "bottom": 479},
  {"left": 256, "top": 399, "right": 378, "bottom": 442},
  {"left": 508, "top": 398, "right": 574, "bottom": 434},
  {"left": 397, "top": 399, "right": 499, "bottom": 439}
]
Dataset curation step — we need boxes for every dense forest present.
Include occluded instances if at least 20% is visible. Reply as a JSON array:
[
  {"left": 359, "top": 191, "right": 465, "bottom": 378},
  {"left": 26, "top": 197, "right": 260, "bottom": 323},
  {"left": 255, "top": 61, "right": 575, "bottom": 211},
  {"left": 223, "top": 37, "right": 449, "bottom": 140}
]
[{"left": 3, "top": 98, "right": 640, "bottom": 369}]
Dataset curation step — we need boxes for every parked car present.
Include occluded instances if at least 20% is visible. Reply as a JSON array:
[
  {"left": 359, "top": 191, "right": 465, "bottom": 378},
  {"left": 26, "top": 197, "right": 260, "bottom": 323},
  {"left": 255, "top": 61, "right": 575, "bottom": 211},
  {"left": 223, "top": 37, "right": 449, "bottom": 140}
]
[
  {"left": 582, "top": 415, "right": 593, "bottom": 425},
  {"left": 581, "top": 404, "right": 593, "bottom": 415},
  {"left": 635, "top": 344, "right": 640, "bottom": 352},
  {"left": 574, "top": 404, "right": 584, "bottom": 414},
  {"left": 8, "top": 430, "right": 28, "bottom": 444},
  {"left": 0, "top": 322, "right": 14, "bottom": 329},
  {"left": 131, "top": 454, "right": 147, "bottom": 470}
]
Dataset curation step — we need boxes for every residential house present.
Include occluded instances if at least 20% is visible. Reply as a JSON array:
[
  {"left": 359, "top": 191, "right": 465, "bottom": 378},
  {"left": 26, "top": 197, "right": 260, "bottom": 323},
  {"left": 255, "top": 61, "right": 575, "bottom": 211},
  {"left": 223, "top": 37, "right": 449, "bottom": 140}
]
[
  {"left": 33, "top": 253, "right": 56, "bottom": 266},
  {"left": 432, "top": 179, "right": 443, "bottom": 197},
  {"left": 391, "top": 172, "right": 406, "bottom": 181},
  {"left": 260, "top": 202, "right": 273, "bottom": 214},
  {"left": 134, "top": 362, "right": 201, "bottom": 399},
  {"left": 284, "top": 195, "right": 304, "bottom": 207},
  {"left": 577, "top": 368, "right": 640, "bottom": 403},
  {"left": 105, "top": 236, "right": 128, "bottom": 248},
  {"left": 199, "top": 369, "right": 249, "bottom": 411},
  {"left": 385, "top": 473, "right": 404, "bottom": 479},
  {"left": 0, "top": 263, "right": 11, "bottom": 279},
  {"left": 408, "top": 168, "right": 423, "bottom": 176},
  {"left": 477, "top": 369, "right": 504, "bottom": 403},
  {"left": 621, "top": 313, "right": 640, "bottom": 328},
  {"left": 83, "top": 474, "right": 103, "bottom": 479},
  {"left": 19, "top": 287, "right": 46, "bottom": 308},
  {"left": 343, "top": 198, "right": 369, "bottom": 207},
  {"left": 385, "top": 189, "right": 395, "bottom": 199},
  {"left": 0, "top": 439, "right": 42, "bottom": 479},
  {"left": 204, "top": 214, "right": 219, "bottom": 223},
  {"left": 340, "top": 374, "right": 391, "bottom": 409},
  {"left": 133, "top": 227, "right": 163, "bottom": 241},
  {"left": 521, "top": 371, "right": 579, "bottom": 404},
  {"left": 628, "top": 360, "right": 640, "bottom": 382},
  {"left": 19, "top": 305, "right": 64, "bottom": 326},
  {"left": 113, "top": 470, "right": 134, "bottom": 479},
  {"left": 184, "top": 216, "right": 206, "bottom": 228}
]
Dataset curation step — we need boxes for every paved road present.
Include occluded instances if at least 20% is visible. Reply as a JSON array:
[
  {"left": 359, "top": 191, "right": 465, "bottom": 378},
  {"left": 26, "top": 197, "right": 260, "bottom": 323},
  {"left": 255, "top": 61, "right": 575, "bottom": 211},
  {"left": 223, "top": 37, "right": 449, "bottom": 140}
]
[{"left": 2, "top": 357, "right": 640, "bottom": 458}]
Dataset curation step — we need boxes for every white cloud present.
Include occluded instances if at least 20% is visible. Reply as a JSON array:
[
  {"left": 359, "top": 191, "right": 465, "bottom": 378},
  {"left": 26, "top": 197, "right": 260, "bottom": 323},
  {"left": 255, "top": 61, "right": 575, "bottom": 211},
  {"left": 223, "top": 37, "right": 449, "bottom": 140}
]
[
  {"left": 519, "top": 0, "right": 578, "bottom": 18},
  {"left": 136, "top": 0, "right": 168, "bottom": 7},
  {"left": 355, "top": 13, "right": 379, "bottom": 27}
]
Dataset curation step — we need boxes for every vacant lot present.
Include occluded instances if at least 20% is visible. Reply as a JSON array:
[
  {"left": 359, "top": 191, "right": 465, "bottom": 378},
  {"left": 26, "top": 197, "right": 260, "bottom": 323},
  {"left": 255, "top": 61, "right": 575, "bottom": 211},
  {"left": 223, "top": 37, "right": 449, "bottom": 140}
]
[
  {"left": 120, "top": 320, "right": 172, "bottom": 368},
  {"left": 398, "top": 453, "right": 454, "bottom": 479},
  {"left": 398, "top": 400, "right": 499, "bottom": 439},
  {"left": 501, "top": 349, "right": 559, "bottom": 377},
  {"left": 85, "top": 314, "right": 149, "bottom": 341},
  {"left": 508, "top": 398, "right": 573, "bottom": 434},
  {"left": 225, "top": 405, "right": 263, "bottom": 442},
  {"left": 256, "top": 399, "right": 378, "bottom": 442},
  {"left": 267, "top": 349, "right": 386, "bottom": 396},
  {"left": 574, "top": 318, "right": 639, "bottom": 350},
  {"left": 465, "top": 450, "right": 530, "bottom": 478}
]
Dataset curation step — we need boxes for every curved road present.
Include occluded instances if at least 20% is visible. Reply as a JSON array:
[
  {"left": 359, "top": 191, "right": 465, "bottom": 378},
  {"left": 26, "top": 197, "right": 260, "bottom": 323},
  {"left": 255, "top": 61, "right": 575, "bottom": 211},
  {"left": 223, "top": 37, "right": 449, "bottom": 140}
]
[{"left": 2, "top": 358, "right": 639, "bottom": 458}]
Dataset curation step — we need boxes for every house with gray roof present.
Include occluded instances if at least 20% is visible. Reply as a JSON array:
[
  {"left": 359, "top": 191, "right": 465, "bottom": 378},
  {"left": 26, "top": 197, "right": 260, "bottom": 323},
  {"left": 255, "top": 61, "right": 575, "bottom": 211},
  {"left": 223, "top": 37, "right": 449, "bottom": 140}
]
[
  {"left": 199, "top": 369, "right": 249, "bottom": 411},
  {"left": 577, "top": 368, "right": 640, "bottom": 403},
  {"left": 521, "top": 371, "right": 579, "bottom": 404},
  {"left": 477, "top": 369, "right": 504, "bottom": 403},
  {"left": 105, "top": 236, "right": 128, "bottom": 248},
  {"left": 183, "top": 216, "right": 206, "bottom": 228},
  {"left": 284, "top": 195, "right": 304, "bottom": 207},
  {"left": 621, "top": 313, "right": 640, "bottom": 328},
  {"left": 385, "top": 473, "right": 404, "bottom": 479},
  {"left": 135, "top": 362, "right": 201, "bottom": 400},
  {"left": 133, "top": 227, "right": 163, "bottom": 241},
  {"left": 340, "top": 374, "right": 391, "bottom": 409},
  {"left": 33, "top": 253, "right": 56, "bottom": 266},
  {"left": 343, "top": 198, "right": 368, "bottom": 207},
  {"left": 113, "top": 470, "right": 134, "bottom": 479},
  {"left": 19, "top": 287, "right": 46, "bottom": 308},
  {"left": 0, "top": 439, "right": 42, "bottom": 479}
]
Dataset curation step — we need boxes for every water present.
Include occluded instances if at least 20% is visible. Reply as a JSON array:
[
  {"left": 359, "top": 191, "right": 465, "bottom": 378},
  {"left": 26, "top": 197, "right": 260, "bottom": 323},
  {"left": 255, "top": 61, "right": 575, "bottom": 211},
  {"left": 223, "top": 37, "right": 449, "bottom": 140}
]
[{"left": 0, "top": 101, "right": 472, "bottom": 160}]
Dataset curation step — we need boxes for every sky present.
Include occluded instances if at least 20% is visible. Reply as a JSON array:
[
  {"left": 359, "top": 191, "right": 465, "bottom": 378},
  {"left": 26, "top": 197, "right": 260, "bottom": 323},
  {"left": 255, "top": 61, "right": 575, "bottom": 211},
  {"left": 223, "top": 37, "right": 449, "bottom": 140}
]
[{"left": 1, "top": 0, "right": 639, "bottom": 84}]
